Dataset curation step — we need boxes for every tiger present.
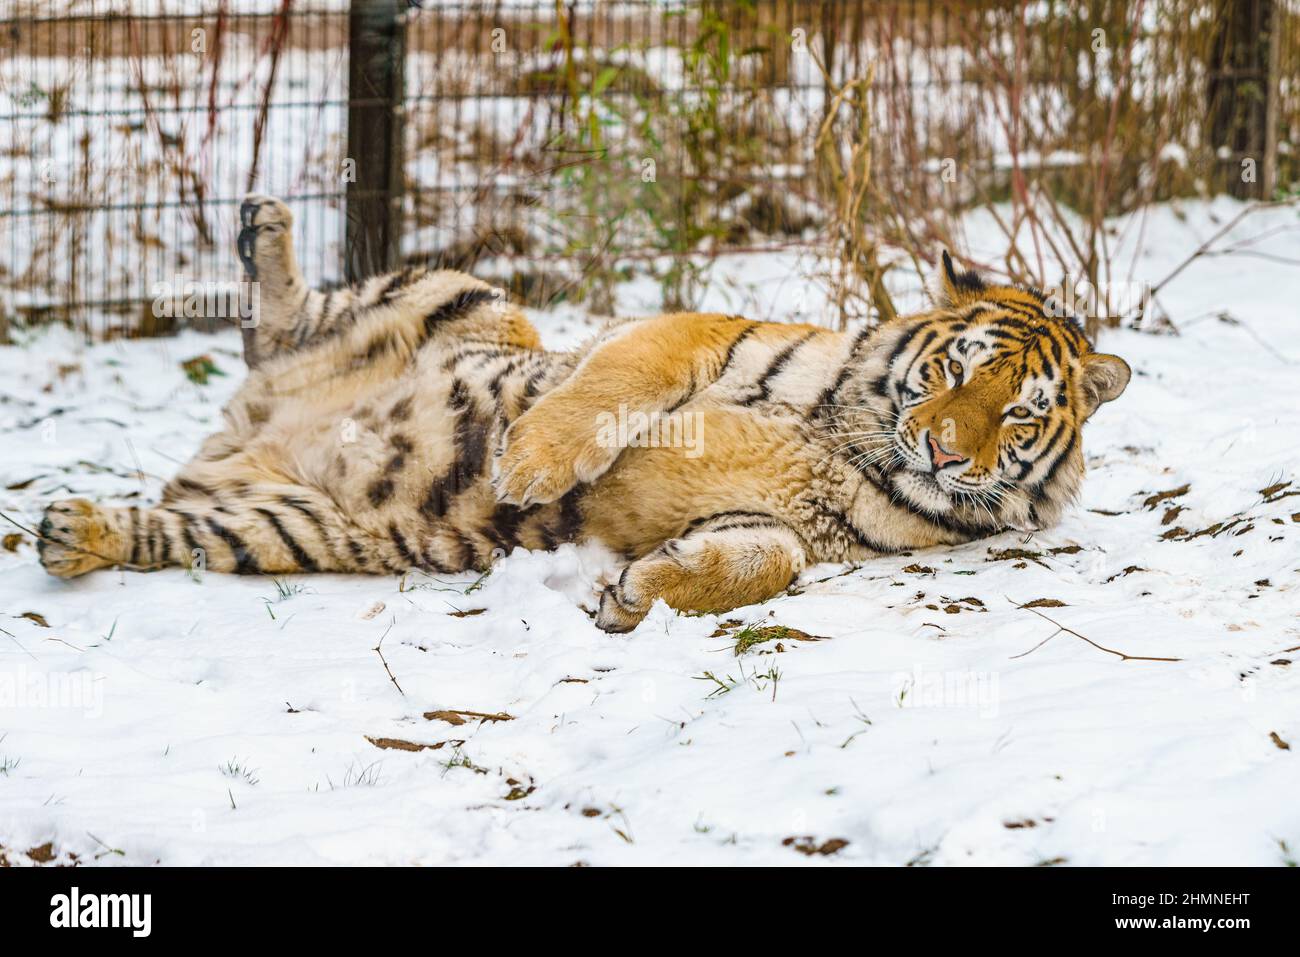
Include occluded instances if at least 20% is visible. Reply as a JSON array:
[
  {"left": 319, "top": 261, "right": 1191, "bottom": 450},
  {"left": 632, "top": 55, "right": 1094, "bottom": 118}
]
[{"left": 35, "top": 194, "right": 1130, "bottom": 632}]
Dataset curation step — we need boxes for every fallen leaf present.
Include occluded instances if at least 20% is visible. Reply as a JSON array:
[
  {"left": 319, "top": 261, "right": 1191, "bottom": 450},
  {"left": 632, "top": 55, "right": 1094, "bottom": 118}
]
[
  {"left": 19, "top": 612, "right": 49, "bottom": 628},
  {"left": 1270, "top": 731, "right": 1291, "bottom": 751}
]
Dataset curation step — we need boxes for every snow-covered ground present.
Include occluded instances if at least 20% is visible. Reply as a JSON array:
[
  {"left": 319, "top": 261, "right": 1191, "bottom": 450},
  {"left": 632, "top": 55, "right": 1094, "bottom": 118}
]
[{"left": 1, "top": 198, "right": 1298, "bottom": 866}]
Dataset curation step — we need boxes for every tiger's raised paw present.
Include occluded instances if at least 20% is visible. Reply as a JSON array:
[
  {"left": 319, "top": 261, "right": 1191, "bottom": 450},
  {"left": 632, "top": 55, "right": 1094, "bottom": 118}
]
[
  {"left": 237, "top": 193, "right": 293, "bottom": 281},
  {"left": 37, "top": 498, "right": 123, "bottom": 579}
]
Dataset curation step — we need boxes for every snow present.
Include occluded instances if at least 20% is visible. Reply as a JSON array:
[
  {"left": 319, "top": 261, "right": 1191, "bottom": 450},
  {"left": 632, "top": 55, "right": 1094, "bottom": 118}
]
[{"left": 1, "top": 198, "right": 1299, "bottom": 866}]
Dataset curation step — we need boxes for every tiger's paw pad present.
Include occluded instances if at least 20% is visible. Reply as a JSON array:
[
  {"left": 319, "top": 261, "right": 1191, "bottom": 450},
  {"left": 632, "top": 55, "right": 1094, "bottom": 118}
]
[
  {"left": 36, "top": 498, "right": 120, "bottom": 579},
  {"left": 237, "top": 194, "right": 293, "bottom": 279}
]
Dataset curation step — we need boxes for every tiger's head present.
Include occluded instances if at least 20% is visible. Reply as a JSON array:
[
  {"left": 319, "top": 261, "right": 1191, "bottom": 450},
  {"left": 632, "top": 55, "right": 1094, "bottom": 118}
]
[{"left": 846, "top": 252, "right": 1131, "bottom": 534}]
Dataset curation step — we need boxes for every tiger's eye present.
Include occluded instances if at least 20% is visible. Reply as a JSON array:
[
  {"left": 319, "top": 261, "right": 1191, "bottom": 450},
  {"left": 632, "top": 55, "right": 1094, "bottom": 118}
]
[
  {"left": 948, "top": 359, "right": 963, "bottom": 377},
  {"left": 1009, "top": 405, "right": 1031, "bottom": 418}
]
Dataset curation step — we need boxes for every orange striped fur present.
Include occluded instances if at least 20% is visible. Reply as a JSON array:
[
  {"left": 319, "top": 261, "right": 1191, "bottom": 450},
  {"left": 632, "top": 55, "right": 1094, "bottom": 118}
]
[{"left": 38, "top": 199, "right": 1129, "bottom": 632}]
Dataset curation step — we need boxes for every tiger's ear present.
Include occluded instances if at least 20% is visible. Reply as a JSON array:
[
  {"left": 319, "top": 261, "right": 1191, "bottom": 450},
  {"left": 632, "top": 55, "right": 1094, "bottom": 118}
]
[
  {"left": 1079, "top": 353, "right": 1131, "bottom": 418},
  {"left": 938, "top": 250, "right": 987, "bottom": 307}
]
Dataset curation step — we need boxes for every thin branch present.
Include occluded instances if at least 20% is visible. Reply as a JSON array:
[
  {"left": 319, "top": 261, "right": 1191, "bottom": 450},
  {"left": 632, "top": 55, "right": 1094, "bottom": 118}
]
[
  {"left": 373, "top": 616, "right": 404, "bottom": 697},
  {"left": 1006, "top": 597, "right": 1181, "bottom": 662}
]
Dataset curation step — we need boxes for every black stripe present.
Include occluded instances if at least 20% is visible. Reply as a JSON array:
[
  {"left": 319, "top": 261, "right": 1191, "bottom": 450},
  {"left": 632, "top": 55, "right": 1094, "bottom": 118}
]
[
  {"left": 202, "top": 516, "right": 260, "bottom": 574},
  {"left": 128, "top": 507, "right": 141, "bottom": 565},
  {"left": 484, "top": 504, "right": 531, "bottom": 553},
  {"left": 172, "top": 476, "right": 215, "bottom": 499},
  {"left": 706, "top": 519, "right": 786, "bottom": 534},
  {"left": 811, "top": 502, "right": 900, "bottom": 554},
  {"left": 421, "top": 287, "right": 498, "bottom": 341},
  {"left": 1035, "top": 430, "right": 1077, "bottom": 495},
  {"left": 146, "top": 513, "right": 159, "bottom": 565},
  {"left": 389, "top": 523, "right": 418, "bottom": 568},
  {"left": 885, "top": 320, "right": 932, "bottom": 370},
  {"left": 900, "top": 329, "right": 939, "bottom": 385},
  {"left": 173, "top": 510, "right": 202, "bottom": 566},
  {"left": 367, "top": 478, "right": 395, "bottom": 508},
  {"left": 1033, "top": 419, "right": 1069, "bottom": 475},
  {"left": 255, "top": 507, "right": 319, "bottom": 571},
  {"left": 281, "top": 497, "right": 327, "bottom": 536},
  {"left": 717, "top": 324, "right": 757, "bottom": 376},
  {"left": 553, "top": 488, "right": 585, "bottom": 542},
  {"left": 376, "top": 268, "right": 415, "bottom": 305},
  {"left": 157, "top": 513, "right": 172, "bottom": 565},
  {"left": 742, "top": 332, "right": 817, "bottom": 405},
  {"left": 685, "top": 509, "right": 775, "bottom": 533},
  {"left": 345, "top": 537, "right": 374, "bottom": 571}
]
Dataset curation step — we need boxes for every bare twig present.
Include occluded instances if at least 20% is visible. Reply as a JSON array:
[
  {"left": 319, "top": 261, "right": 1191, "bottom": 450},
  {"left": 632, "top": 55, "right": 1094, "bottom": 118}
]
[
  {"left": 373, "top": 616, "right": 404, "bottom": 697},
  {"left": 1007, "top": 597, "right": 1181, "bottom": 663},
  {"left": 1125, "top": 197, "right": 1300, "bottom": 325}
]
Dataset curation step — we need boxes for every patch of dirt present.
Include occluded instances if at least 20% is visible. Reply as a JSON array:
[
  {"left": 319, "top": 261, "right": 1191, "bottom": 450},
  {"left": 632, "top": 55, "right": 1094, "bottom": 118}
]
[
  {"left": 1142, "top": 483, "right": 1190, "bottom": 509},
  {"left": 1260, "top": 480, "right": 1299, "bottom": 504},
  {"left": 365, "top": 736, "right": 461, "bottom": 752},
  {"left": 730, "top": 624, "right": 829, "bottom": 655},
  {"left": 783, "top": 835, "right": 850, "bottom": 856},
  {"left": 423, "top": 709, "right": 515, "bottom": 726},
  {"left": 1104, "top": 565, "right": 1146, "bottom": 582},
  {"left": 986, "top": 548, "right": 1048, "bottom": 567},
  {"left": 924, "top": 596, "right": 987, "bottom": 615}
]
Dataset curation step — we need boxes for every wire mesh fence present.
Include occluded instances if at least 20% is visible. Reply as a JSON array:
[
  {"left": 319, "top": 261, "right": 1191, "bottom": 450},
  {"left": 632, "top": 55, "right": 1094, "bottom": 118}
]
[{"left": 1, "top": 0, "right": 1296, "bottom": 339}]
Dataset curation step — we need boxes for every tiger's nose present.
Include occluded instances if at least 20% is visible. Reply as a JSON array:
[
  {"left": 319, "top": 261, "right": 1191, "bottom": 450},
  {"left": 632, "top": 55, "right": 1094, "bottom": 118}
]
[{"left": 928, "top": 434, "right": 968, "bottom": 471}]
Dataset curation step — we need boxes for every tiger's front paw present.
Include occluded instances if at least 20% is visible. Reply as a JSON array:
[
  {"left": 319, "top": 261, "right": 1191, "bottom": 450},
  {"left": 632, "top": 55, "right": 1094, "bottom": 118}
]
[
  {"left": 37, "top": 498, "right": 122, "bottom": 579},
  {"left": 593, "top": 544, "right": 690, "bottom": 633},
  {"left": 595, "top": 584, "right": 648, "bottom": 633},
  {"left": 492, "top": 402, "right": 620, "bottom": 507}
]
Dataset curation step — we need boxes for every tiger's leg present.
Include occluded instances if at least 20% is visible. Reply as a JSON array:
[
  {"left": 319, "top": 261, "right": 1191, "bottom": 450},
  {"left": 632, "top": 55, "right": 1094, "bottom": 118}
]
[
  {"left": 36, "top": 484, "right": 423, "bottom": 579},
  {"left": 236, "top": 194, "right": 312, "bottom": 367},
  {"left": 238, "top": 194, "right": 540, "bottom": 367},
  {"left": 595, "top": 513, "right": 808, "bottom": 633},
  {"left": 494, "top": 312, "right": 762, "bottom": 507}
]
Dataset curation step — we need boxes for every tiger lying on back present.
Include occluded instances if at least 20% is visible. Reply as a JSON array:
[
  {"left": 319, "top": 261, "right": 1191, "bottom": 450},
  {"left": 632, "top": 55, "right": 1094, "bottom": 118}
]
[{"left": 37, "top": 194, "right": 1130, "bottom": 632}]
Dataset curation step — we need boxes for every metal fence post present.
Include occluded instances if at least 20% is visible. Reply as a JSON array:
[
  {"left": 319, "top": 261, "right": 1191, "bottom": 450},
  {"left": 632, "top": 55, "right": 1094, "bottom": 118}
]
[
  {"left": 1208, "top": 0, "right": 1278, "bottom": 200},
  {"left": 345, "top": 0, "right": 406, "bottom": 283}
]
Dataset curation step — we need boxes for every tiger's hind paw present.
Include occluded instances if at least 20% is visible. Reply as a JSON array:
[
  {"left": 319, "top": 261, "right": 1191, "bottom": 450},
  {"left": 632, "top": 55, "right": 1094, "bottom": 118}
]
[
  {"left": 236, "top": 193, "right": 293, "bottom": 281},
  {"left": 36, "top": 498, "right": 123, "bottom": 579}
]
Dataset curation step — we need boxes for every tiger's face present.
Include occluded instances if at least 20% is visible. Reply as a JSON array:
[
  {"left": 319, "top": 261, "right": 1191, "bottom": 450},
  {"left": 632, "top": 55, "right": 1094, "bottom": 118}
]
[{"left": 863, "top": 253, "right": 1130, "bottom": 533}]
